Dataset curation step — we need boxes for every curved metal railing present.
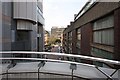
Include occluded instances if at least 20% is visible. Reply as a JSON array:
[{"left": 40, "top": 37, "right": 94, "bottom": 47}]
[
  {"left": 0, "top": 51, "right": 120, "bottom": 66},
  {"left": 0, "top": 51, "right": 120, "bottom": 80}
]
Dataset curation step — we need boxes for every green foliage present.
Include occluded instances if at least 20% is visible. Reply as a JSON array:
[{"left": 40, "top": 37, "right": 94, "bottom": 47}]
[
  {"left": 48, "top": 37, "right": 57, "bottom": 45},
  {"left": 55, "top": 39, "right": 61, "bottom": 43},
  {"left": 48, "top": 37, "right": 61, "bottom": 45}
]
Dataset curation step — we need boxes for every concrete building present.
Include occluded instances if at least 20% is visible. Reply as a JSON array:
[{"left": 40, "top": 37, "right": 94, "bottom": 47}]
[
  {"left": 51, "top": 27, "right": 65, "bottom": 46},
  {"left": 63, "top": 1, "right": 120, "bottom": 68},
  {"left": 51, "top": 27, "right": 64, "bottom": 39},
  {"left": 0, "top": 0, "right": 44, "bottom": 57}
]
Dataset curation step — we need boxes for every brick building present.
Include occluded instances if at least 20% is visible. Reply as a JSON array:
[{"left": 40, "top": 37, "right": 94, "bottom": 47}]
[{"left": 63, "top": 1, "right": 120, "bottom": 67}]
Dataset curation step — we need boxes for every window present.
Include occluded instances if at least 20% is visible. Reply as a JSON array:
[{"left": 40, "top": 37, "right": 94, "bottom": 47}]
[
  {"left": 68, "top": 32, "right": 72, "bottom": 53},
  {"left": 77, "top": 28, "right": 81, "bottom": 47},
  {"left": 93, "top": 15, "right": 114, "bottom": 46},
  {"left": 91, "top": 47, "right": 113, "bottom": 67},
  {"left": 76, "top": 28, "right": 81, "bottom": 54},
  {"left": 37, "top": 6, "right": 43, "bottom": 15},
  {"left": 91, "top": 47, "right": 113, "bottom": 59},
  {"left": 92, "top": 15, "right": 114, "bottom": 64}
]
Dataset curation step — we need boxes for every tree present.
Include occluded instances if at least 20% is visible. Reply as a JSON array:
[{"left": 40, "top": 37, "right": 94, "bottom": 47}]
[
  {"left": 55, "top": 39, "right": 61, "bottom": 43},
  {"left": 48, "top": 37, "right": 57, "bottom": 45}
]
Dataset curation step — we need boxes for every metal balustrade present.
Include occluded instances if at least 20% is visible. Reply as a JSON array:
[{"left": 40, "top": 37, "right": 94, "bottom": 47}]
[{"left": 0, "top": 51, "right": 120, "bottom": 80}]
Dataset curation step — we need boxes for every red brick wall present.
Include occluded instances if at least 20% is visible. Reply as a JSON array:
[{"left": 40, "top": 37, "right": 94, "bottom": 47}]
[
  {"left": 72, "top": 29, "right": 77, "bottom": 54},
  {"left": 74, "top": 2, "right": 119, "bottom": 29},
  {"left": 114, "top": 8, "right": 120, "bottom": 61},
  {"left": 81, "top": 23, "right": 92, "bottom": 56}
]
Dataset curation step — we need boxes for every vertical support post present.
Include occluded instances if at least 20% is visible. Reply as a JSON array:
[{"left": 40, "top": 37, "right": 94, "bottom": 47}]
[
  {"left": 38, "top": 67, "right": 41, "bottom": 80},
  {"left": 6, "top": 69, "right": 8, "bottom": 80},
  {"left": 71, "top": 69, "right": 74, "bottom": 80},
  {"left": 38, "top": 60, "right": 45, "bottom": 80},
  {"left": 70, "top": 63, "right": 77, "bottom": 80},
  {"left": 118, "top": 69, "right": 120, "bottom": 80}
]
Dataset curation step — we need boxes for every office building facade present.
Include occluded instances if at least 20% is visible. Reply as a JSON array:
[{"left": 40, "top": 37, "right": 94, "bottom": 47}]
[
  {"left": 0, "top": 0, "right": 44, "bottom": 57},
  {"left": 63, "top": 1, "right": 120, "bottom": 67}
]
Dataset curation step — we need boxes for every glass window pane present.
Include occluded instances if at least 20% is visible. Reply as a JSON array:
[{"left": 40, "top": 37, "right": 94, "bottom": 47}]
[
  {"left": 93, "top": 15, "right": 114, "bottom": 45},
  {"left": 101, "top": 29, "right": 114, "bottom": 46},
  {"left": 93, "top": 15, "right": 114, "bottom": 30}
]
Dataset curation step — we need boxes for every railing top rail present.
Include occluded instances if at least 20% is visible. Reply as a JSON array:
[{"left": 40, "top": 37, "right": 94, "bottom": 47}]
[
  {"left": 0, "top": 57, "right": 95, "bottom": 67},
  {"left": 0, "top": 51, "right": 120, "bottom": 66}
]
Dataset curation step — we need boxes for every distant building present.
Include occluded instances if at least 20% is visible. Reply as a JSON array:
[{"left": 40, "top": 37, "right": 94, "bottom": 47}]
[
  {"left": 44, "top": 30, "right": 50, "bottom": 45},
  {"left": 51, "top": 27, "right": 65, "bottom": 45},
  {"left": 51, "top": 27, "right": 65, "bottom": 39},
  {"left": 63, "top": 1, "right": 120, "bottom": 68},
  {"left": 0, "top": 0, "right": 45, "bottom": 58}
]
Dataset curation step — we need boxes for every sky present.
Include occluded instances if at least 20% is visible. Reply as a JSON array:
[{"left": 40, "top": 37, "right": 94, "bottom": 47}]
[{"left": 43, "top": 0, "right": 88, "bottom": 31}]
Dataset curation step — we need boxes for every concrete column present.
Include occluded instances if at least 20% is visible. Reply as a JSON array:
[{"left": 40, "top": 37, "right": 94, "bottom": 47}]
[{"left": 38, "top": 25, "right": 44, "bottom": 52}]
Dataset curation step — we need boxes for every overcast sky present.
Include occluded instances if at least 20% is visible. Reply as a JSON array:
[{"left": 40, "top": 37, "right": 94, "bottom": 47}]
[{"left": 43, "top": 0, "right": 87, "bottom": 31}]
